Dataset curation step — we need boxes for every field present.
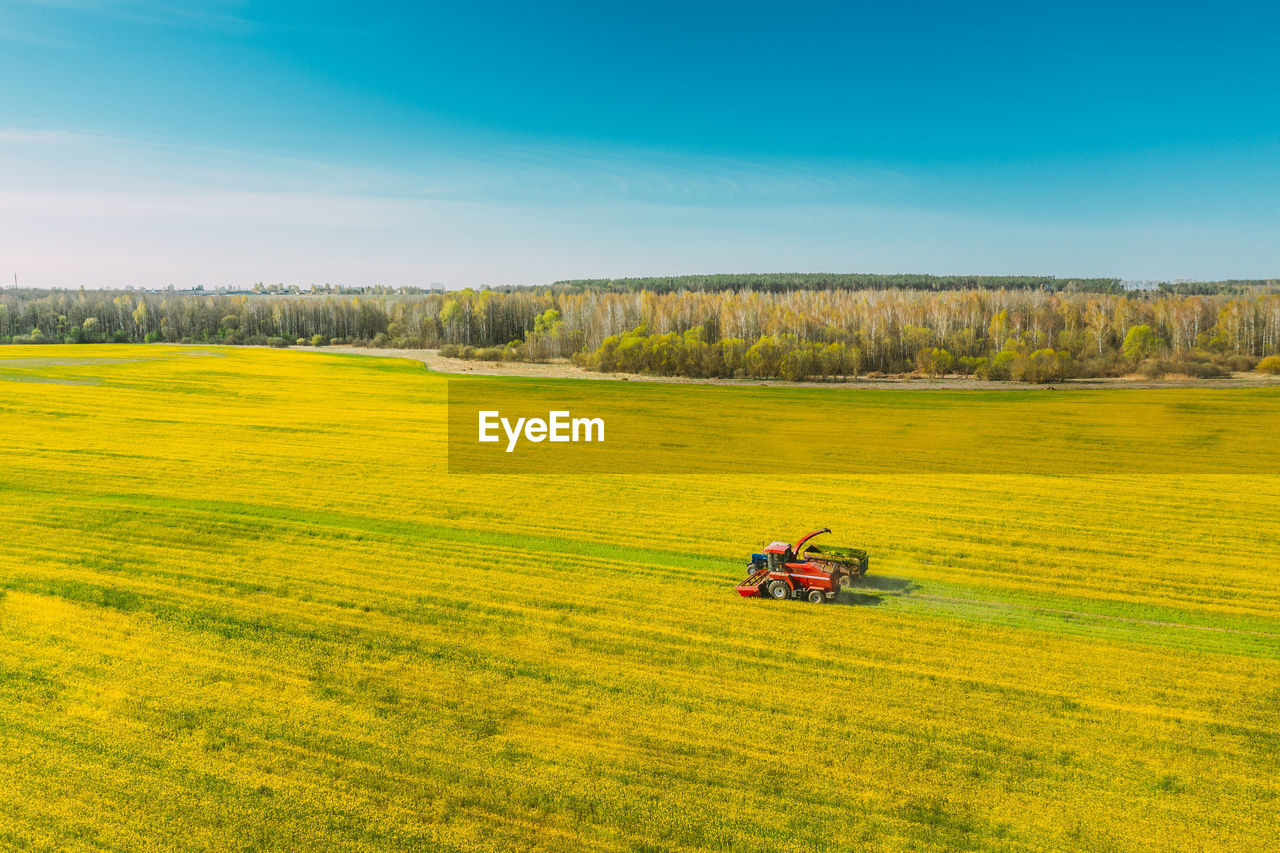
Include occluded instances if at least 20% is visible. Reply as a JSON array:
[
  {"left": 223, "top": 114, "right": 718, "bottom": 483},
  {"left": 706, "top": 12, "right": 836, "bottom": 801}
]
[{"left": 1, "top": 345, "right": 1278, "bottom": 852}]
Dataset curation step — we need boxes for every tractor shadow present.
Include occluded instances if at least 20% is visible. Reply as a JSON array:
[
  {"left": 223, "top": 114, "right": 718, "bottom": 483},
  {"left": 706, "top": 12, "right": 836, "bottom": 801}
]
[{"left": 832, "top": 575, "right": 919, "bottom": 607}]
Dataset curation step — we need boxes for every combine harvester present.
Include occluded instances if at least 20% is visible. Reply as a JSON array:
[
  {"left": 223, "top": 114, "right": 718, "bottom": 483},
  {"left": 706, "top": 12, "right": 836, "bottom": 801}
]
[{"left": 736, "top": 528, "right": 869, "bottom": 603}]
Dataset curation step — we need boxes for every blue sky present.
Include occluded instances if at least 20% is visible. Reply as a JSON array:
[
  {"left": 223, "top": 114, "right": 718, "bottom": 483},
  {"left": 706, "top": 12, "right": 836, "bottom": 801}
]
[{"left": 2, "top": 0, "right": 1278, "bottom": 287}]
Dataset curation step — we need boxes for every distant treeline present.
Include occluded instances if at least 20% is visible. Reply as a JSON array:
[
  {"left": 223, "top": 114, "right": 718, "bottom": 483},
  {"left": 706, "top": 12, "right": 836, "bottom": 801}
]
[
  {"left": 4, "top": 285, "right": 1279, "bottom": 381},
  {"left": 1155, "top": 280, "right": 1280, "bottom": 296},
  {"left": 548, "top": 273, "right": 1127, "bottom": 294},
  {"left": 548, "top": 274, "right": 1279, "bottom": 295}
]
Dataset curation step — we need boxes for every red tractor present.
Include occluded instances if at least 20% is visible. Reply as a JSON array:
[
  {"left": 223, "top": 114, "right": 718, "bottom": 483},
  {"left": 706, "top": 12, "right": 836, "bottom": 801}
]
[{"left": 735, "top": 528, "right": 869, "bottom": 603}]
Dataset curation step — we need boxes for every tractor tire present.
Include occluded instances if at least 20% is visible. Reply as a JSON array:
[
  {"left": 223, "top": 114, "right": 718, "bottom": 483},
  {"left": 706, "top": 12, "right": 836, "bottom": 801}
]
[
  {"left": 836, "top": 574, "right": 852, "bottom": 589},
  {"left": 767, "top": 580, "right": 790, "bottom": 600},
  {"left": 807, "top": 589, "right": 826, "bottom": 604}
]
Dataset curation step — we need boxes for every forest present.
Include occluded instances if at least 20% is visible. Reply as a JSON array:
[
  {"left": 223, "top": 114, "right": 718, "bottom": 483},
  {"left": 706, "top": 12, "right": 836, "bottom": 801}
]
[
  {"left": 547, "top": 273, "right": 1127, "bottom": 294},
  {"left": 3, "top": 283, "right": 1279, "bottom": 381}
]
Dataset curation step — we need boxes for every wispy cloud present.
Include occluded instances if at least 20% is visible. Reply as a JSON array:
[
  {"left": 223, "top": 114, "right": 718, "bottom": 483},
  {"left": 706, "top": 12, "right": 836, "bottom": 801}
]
[
  {"left": 0, "top": 0, "right": 251, "bottom": 46},
  {"left": 3, "top": 127, "right": 1277, "bottom": 287},
  {"left": 0, "top": 127, "right": 943, "bottom": 287},
  {"left": 0, "top": 10, "right": 71, "bottom": 46},
  {"left": 0, "top": 125, "right": 914, "bottom": 210}
]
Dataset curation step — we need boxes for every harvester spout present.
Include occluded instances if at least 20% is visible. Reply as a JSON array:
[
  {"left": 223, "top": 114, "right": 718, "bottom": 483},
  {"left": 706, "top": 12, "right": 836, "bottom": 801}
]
[{"left": 794, "top": 527, "right": 831, "bottom": 554}]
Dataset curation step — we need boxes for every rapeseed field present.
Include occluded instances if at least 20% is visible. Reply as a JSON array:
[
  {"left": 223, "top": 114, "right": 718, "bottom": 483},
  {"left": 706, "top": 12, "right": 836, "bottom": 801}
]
[{"left": 1, "top": 345, "right": 1277, "bottom": 851}]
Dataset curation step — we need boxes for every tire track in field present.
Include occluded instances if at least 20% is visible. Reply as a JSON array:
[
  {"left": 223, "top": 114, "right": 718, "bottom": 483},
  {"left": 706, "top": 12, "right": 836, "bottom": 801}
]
[{"left": 911, "top": 592, "right": 1280, "bottom": 638}]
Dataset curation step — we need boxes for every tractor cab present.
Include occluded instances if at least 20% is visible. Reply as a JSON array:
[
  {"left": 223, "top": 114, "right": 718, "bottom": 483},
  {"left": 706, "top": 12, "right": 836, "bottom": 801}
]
[{"left": 761, "top": 541, "right": 793, "bottom": 572}]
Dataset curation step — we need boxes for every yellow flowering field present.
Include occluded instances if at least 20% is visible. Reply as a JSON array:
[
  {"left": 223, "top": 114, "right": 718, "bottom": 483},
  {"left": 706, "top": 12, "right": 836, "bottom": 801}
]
[{"left": 1, "top": 345, "right": 1278, "bottom": 851}]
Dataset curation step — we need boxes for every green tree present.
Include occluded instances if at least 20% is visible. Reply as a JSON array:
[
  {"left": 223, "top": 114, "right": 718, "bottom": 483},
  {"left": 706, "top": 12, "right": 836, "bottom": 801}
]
[
  {"left": 744, "top": 336, "right": 783, "bottom": 378},
  {"left": 988, "top": 309, "right": 1011, "bottom": 351},
  {"left": 916, "top": 347, "right": 955, "bottom": 378},
  {"left": 1026, "top": 348, "right": 1059, "bottom": 383},
  {"left": 533, "top": 308, "right": 561, "bottom": 334},
  {"left": 438, "top": 299, "right": 464, "bottom": 344},
  {"left": 781, "top": 346, "right": 818, "bottom": 381},
  {"left": 817, "top": 342, "right": 847, "bottom": 379},
  {"left": 1123, "top": 325, "right": 1163, "bottom": 362},
  {"left": 982, "top": 349, "right": 1018, "bottom": 380}
]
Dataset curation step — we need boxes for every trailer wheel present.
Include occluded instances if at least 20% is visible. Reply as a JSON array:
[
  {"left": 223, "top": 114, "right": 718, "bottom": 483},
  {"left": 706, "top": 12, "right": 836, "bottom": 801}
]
[
  {"left": 767, "top": 580, "right": 790, "bottom": 600},
  {"left": 807, "top": 589, "right": 825, "bottom": 604},
  {"left": 836, "top": 574, "right": 852, "bottom": 589}
]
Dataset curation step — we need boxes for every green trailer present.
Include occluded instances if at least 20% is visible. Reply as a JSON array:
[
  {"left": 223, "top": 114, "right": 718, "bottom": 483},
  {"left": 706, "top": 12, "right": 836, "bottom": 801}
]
[{"left": 797, "top": 536, "right": 870, "bottom": 588}]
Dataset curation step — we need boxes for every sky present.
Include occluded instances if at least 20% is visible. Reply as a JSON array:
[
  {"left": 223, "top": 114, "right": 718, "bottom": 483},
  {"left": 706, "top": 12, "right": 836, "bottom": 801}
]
[{"left": 2, "top": 0, "right": 1278, "bottom": 288}]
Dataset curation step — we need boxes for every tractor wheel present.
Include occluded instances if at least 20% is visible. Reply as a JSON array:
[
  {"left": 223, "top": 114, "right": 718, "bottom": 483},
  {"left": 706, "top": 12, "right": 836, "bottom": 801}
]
[
  {"left": 767, "top": 580, "right": 790, "bottom": 600},
  {"left": 807, "top": 589, "right": 826, "bottom": 604},
  {"left": 836, "top": 574, "right": 852, "bottom": 589}
]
